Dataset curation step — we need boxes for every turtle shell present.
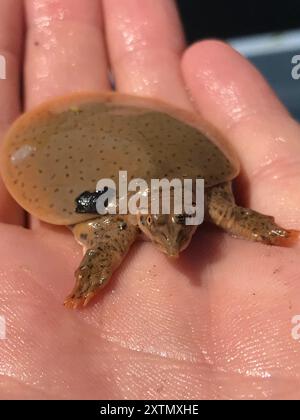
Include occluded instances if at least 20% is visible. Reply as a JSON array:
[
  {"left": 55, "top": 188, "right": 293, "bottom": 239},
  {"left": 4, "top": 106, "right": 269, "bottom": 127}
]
[{"left": 0, "top": 92, "right": 239, "bottom": 225}]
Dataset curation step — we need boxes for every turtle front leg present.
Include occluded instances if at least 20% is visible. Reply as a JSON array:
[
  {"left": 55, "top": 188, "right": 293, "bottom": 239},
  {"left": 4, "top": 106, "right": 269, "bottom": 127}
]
[
  {"left": 64, "top": 216, "right": 139, "bottom": 309},
  {"left": 206, "top": 182, "right": 299, "bottom": 246}
]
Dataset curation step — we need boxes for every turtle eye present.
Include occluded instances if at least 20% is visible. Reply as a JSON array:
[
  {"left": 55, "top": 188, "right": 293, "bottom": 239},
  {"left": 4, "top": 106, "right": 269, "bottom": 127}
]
[
  {"left": 140, "top": 215, "right": 152, "bottom": 226},
  {"left": 147, "top": 216, "right": 153, "bottom": 226},
  {"left": 175, "top": 214, "right": 186, "bottom": 225}
]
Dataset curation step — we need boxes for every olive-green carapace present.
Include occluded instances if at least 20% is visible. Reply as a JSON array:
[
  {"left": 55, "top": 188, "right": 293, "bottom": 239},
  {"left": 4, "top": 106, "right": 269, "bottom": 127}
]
[{"left": 0, "top": 92, "right": 297, "bottom": 309}]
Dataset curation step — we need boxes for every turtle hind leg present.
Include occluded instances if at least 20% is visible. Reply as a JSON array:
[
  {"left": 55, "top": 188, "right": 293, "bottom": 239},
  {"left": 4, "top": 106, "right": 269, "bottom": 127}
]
[
  {"left": 64, "top": 216, "right": 138, "bottom": 309},
  {"left": 206, "top": 182, "right": 299, "bottom": 247}
]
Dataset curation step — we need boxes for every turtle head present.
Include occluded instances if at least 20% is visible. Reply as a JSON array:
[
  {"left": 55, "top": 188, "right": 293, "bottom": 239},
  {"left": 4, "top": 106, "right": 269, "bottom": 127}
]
[{"left": 137, "top": 213, "right": 197, "bottom": 258}]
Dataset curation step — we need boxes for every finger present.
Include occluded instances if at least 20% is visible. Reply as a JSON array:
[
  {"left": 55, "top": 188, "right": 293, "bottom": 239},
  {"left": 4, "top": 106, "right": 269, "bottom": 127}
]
[
  {"left": 25, "top": 0, "right": 110, "bottom": 109},
  {"left": 25, "top": 0, "right": 110, "bottom": 229},
  {"left": 182, "top": 41, "right": 300, "bottom": 227},
  {"left": 102, "top": 0, "right": 191, "bottom": 108},
  {"left": 0, "top": 0, "right": 25, "bottom": 225}
]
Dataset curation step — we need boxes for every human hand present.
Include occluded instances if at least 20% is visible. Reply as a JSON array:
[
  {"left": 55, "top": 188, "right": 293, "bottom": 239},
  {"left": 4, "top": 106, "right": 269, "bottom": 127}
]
[{"left": 0, "top": 0, "right": 300, "bottom": 400}]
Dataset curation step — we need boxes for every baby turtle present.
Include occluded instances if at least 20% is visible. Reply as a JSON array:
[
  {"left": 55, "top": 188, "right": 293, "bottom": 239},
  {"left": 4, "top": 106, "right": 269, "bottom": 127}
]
[{"left": 0, "top": 92, "right": 297, "bottom": 309}]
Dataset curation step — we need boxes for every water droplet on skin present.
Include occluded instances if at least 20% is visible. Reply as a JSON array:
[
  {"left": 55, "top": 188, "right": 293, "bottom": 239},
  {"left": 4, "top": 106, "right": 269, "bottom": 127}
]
[
  {"left": 274, "top": 136, "right": 287, "bottom": 144},
  {"left": 11, "top": 145, "right": 36, "bottom": 165}
]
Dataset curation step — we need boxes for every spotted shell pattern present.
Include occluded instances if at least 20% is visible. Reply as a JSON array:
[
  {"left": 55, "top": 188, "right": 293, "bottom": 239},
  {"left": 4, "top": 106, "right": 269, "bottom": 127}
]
[{"left": 0, "top": 93, "right": 239, "bottom": 225}]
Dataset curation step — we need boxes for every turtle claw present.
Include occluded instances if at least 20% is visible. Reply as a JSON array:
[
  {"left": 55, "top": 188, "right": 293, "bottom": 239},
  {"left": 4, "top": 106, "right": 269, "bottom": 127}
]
[
  {"left": 273, "top": 229, "right": 300, "bottom": 247},
  {"left": 64, "top": 296, "right": 81, "bottom": 310},
  {"left": 64, "top": 291, "right": 97, "bottom": 309},
  {"left": 83, "top": 292, "right": 96, "bottom": 307}
]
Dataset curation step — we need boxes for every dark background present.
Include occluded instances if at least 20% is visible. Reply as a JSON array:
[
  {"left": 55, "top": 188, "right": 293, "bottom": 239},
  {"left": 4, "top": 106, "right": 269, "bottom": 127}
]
[
  {"left": 176, "top": 0, "right": 300, "bottom": 120},
  {"left": 176, "top": 0, "right": 300, "bottom": 42}
]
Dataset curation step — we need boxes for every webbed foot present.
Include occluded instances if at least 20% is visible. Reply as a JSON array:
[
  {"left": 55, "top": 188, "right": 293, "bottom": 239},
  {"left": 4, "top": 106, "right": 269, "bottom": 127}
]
[{"left": 64, "top": 216, "right": 138, "bottom": 309}]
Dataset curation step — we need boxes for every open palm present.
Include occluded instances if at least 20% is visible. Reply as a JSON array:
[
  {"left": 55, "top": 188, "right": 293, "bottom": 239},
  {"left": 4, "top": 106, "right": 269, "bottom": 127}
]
[{"left": 1, "top": 0, "right": 300, "bottom": 400}]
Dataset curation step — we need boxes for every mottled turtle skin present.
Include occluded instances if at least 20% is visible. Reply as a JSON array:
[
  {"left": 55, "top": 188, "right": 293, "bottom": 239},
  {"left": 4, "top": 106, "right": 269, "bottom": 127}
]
[{"left": 0, "top": 93, "right": 297, "bottom": 309}]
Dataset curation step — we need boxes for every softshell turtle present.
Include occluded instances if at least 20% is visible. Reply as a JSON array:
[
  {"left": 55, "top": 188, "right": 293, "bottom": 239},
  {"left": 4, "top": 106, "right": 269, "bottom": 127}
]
[{"left": 0, "top": 92, "right": 297, "bottom": 309}]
